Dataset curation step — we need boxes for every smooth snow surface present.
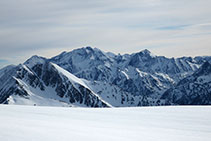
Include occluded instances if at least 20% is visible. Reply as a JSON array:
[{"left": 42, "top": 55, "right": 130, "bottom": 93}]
[{"left": 0, "top": 105, "right": 211, "bottom": 141}]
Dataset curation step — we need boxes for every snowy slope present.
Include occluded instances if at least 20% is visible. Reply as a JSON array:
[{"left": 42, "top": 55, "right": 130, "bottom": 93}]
[
  {"left": 84, "top": 80, "right": 165, "bottom": 107},
  {"left": 0, "top": 105, "right": 211, "bottom": 141},
  {"left": 162, "top": 61, "right": 211, "bottom": 105},
  {"left": 50, "top": 47, "right": 211, "bottom": 102},
  {"left": 0, "top": 47, "right": 211, "bottom": 107},
  {"left": 0, "top": 57, "right": 110, "bottom": 107}
]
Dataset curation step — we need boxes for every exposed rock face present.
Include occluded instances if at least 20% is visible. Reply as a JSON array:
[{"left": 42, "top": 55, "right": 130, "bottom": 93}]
[
  {"left": 51, "top": 47, "right": 211, "bottom": 99},
  {"left": 161, "top": 62, "right": 211, "bottom": 105},
  {"left": 0, "top": 47, "right": 211, "bottom": 107},
  {"left": 0, "top": 56, "right": 110, "bottom": 107}
]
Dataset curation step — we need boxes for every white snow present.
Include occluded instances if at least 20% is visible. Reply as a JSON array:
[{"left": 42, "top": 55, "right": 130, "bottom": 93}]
[
  {"left": 0, "top": 105, "right": 210, "bottom": 141},
  {"left": 90, "top": 55, "right": 95, "bottom": 60},
  {"left": 136, "top": 68, "right": 148, "bottom": 77},
  {"left": 121, "top": 71, "right": 129, "bottom": 79},
  {"left": 155, "top": 72, "right": 175, "bottom": 83},
  {"left": 104, "top": 62, "right": 111, "bottom": 68},
  {"left": 7, "top": 95, "right": 71, "bottom": 107},
  {"left": 51, "top": 63, "right": 88, "bottom": 88},
  {"left": 84, "top": 80, "right": 139, "bottom": 107},
  {"left": 187, "top": 61, "right": 200, "bottom": 71},
  {"left": 22, "top": 64, "right": 34, "bottom": 75},
  {"left": 11, "top": 77, "right": 72, "bottom": 107},
  {"left": 24, "top": 55, "right": 45, "bottom": 68},
  {"left": 51, "top": 63, "right": 112, "bottom": 107}
]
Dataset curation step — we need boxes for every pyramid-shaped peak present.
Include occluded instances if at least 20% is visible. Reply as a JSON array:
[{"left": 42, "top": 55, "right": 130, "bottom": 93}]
[
  {"left": 84, "top": 46, "right": 93, "bottom": 50},
  {"left": 72, "top": 46, "right": 101, "bottom": 54},
  {"left": 142, "top": 49, "right": 151, "bottom": 54},
  {"left": 24, "top": 55, "right": 47, "bottom": 68},
  {"left": 84, "top": 46, "right": 103, "bottom": 53},
  {"left": 138, "top": 49, "right": 155, "bottom": 57}
]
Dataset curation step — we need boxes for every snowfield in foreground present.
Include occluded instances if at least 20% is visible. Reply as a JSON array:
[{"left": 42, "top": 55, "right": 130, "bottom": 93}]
[{"left": 0, "top": 105, "right": 211, "bottom": 141}]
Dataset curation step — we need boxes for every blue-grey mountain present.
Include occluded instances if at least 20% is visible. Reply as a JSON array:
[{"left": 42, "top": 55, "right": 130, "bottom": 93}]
[{"left": 0, "top": 47, "right": 210, "bottom": 107}]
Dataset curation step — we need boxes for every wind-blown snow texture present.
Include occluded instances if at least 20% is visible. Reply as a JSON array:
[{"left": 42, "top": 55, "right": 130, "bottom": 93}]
[
  {"left": 0, "top": 105, "right": 211, "bottom": 141},
  {"left": 0, "top": 47, "right": 211, "bottom": 107}
]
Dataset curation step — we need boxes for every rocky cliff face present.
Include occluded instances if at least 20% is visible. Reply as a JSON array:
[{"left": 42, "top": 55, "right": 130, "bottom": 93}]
[
  {"left": 51, "top": 47, "right": 210, "bottom": 97},
  {"left": 161, "top": 62, "right": 211, "bottom": 105},
  {"left": 0, "top": 56, "right": 110, "bottom": 107},
  {"left": 0, "top": 47, "right": 211, "bottom": 107}
]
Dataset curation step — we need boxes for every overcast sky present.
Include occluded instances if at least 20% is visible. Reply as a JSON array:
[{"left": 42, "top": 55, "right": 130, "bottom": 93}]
[{"left": 0, "top": 0, "right": 211, "bottom": 68}]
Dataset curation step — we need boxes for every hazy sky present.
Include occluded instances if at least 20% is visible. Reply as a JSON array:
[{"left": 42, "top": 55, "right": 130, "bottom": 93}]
[{"left": 0, "top": 0, "right": 211, "bottom": 68}]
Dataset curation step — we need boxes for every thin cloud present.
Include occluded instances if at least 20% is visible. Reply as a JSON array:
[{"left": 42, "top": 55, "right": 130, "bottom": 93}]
[
  {"left": 0, "top": 0, "right": 211, "bottom": 66},
  {"left": 157, "top": 25, "right": 191, "bottom": 30}
]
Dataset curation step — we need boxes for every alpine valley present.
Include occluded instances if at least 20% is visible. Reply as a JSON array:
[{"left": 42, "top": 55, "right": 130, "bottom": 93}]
[{"left": 0, "top": 47, "right": 211, "bottom": 107}]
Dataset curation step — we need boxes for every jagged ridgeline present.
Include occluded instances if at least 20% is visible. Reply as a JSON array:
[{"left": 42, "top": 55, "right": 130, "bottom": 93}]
[{"left": 0, "top": 47, "right": 211, "bottom": 107}]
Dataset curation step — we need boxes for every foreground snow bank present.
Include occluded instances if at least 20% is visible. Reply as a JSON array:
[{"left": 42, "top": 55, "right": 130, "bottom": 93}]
[{"left": 0, "top": 105, "right": 211, "bottom": 141}]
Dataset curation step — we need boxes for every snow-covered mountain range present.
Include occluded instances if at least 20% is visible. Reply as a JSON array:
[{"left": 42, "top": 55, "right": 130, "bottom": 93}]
[{"left": 0, "top": 47, "right": 211, "bottom": 107}]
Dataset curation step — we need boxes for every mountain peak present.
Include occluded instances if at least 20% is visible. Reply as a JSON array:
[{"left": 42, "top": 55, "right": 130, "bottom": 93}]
[
  {"left": 71, "top": 46, "right": 101, "bottom": 55},
  {"left": 138, "top": 49, "right": 155, "bottom": 57},
  {"left": 84, "top": 46, "right": 93, "bottom": 51},
  {"left": 24, "top": 55, "right": 46, "bottom": 68},
  {"left": 84, "top": 46, "right": 104, "bottom": 54},
  {"left": 1, "top": 46, "right": 211, "bottom": 107},
  {"left": 142, "top": 49, "right": 151, "bottom": 54}
]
